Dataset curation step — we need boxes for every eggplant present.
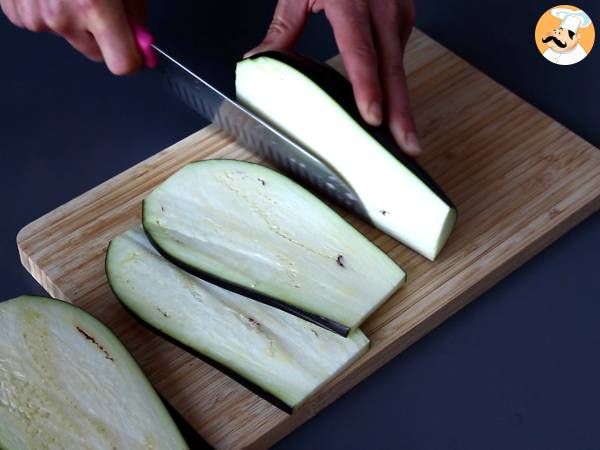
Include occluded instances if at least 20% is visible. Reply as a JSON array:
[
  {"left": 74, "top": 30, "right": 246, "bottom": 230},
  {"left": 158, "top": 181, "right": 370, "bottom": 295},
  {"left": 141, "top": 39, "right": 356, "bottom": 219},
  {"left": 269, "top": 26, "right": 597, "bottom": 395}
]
[
  {"left": 142, "top": 159, "right": 405, "bottom": 336},
  {"left": 0, "top": 295, "right": 187, "bottom": 450},
  {"left": 236, "top": 51, "right": 457, "bottom": 260},
  {"left": 106, "top": 227, "right": 370, "bottom": 412}
]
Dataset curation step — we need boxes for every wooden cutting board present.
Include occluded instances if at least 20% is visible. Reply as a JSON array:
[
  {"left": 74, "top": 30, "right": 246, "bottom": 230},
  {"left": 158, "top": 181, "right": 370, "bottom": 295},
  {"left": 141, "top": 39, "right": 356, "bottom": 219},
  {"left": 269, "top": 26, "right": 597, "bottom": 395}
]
[{"left": 17, "top": 29, "right": 600, "bottom": 449}]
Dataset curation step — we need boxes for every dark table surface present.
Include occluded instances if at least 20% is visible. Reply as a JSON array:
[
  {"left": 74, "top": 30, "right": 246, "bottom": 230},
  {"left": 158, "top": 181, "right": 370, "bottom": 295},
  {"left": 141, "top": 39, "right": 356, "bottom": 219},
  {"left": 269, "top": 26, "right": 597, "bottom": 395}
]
[{"left": 1, "top": 1, "right": 599, "bottom": 449}]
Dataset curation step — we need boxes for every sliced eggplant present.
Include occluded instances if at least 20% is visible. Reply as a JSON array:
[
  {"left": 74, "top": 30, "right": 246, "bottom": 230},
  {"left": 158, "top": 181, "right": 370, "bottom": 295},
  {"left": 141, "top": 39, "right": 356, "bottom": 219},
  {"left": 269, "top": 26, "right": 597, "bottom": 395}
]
[
  {"left": 0, "top": 295, "right": 187, "bottom": 450},
  {"left": 106, "top": 227, "right": 370, "bottom": 412},
  {"left": 235, "top": 51, "right": 457, "bottom": 260},
  {"left": 142, "top": 159, "right": 405, "bottom": 336}
]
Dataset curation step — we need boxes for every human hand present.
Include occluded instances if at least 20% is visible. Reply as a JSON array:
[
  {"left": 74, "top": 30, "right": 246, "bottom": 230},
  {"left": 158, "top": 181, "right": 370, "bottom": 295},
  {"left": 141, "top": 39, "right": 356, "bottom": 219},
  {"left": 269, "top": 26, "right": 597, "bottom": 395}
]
[
  {"left": 0, "top": 0, "right": 146, "bottom": 75},
  {"left": 246, "top": 0, "right": 421, "bottom": 156}
]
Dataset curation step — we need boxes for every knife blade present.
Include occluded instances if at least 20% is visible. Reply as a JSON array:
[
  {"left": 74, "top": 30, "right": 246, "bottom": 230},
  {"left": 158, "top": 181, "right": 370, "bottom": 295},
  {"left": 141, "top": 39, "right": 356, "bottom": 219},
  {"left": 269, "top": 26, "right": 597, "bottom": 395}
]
[{"left": 151, "top": 44, "right": 367, "bottom": 218}]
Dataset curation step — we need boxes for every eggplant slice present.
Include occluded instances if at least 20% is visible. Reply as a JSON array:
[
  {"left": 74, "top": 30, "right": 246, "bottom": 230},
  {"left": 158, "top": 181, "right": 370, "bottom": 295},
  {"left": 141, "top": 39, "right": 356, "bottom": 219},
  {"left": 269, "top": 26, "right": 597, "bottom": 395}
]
[
  {"left": 0, "top": 296, "right": 187, "bottom": 450},
  {"left": 236, "top": 51, "right": 456, "bottom": 260},
  {"left": 106, "top": 227, "right": 370, "bottom": 412},
  {"left": 142, "top": 159, "right": 405, "bottom": 336}
]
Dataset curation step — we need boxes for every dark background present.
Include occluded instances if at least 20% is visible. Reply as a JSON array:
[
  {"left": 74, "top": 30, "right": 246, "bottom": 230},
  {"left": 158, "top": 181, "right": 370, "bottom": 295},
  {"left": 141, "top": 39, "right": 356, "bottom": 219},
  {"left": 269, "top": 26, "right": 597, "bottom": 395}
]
[{"left": 1, "top": 1, "right": 599, "bottom": 449}]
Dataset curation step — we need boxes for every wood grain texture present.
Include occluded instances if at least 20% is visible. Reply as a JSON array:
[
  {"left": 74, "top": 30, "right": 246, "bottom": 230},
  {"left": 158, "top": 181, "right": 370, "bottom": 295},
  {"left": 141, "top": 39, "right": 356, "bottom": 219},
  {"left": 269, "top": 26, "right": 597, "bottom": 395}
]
[{"left": 17, "top": 29, "right": 600, "bottom": 449}]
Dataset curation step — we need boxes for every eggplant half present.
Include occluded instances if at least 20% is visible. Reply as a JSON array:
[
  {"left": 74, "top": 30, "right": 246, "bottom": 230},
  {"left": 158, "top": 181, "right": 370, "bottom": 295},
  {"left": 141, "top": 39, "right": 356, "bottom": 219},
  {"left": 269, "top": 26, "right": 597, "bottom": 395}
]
[
  {"left": 236, "top": 51, "right": 456, "bottom": 260},
  {"left": 142, "top": 159, "right": 405, "bottom": 336},
  {"left": 0, "top": 295, "right": 187, "bottom": 450},
  {"left": 106, "top": 227, "right": 369, "bottom": 412}
]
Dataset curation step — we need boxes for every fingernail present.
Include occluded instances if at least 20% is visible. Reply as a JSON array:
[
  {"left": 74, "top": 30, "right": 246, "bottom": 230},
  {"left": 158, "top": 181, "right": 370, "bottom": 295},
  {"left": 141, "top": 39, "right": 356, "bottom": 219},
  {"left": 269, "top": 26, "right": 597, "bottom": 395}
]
[
  {"left": 361, "top": 101, "right": 382, "bottom": 126},
  {"left": 404, "top": 132, "right": 422, "bottom": 155},
  {"left": 391, "top": 122, "right": 422, "bottom": 156},
  {"left": 243, "top": 46, "right": 263, "bottom": 58}
]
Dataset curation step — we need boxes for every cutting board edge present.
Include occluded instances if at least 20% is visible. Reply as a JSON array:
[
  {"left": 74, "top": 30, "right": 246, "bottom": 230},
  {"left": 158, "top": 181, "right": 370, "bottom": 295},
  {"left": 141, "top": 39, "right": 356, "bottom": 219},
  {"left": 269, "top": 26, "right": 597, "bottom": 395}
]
[
  {"left": 235, "top": 190, "right": 600, "bottom": 450},
  {"left": 406, "top": 30, "right": 600, "bottom": 155},
  {"left": 12, "top": 28, "right": 600, "bottom": 448},
  {"left": 15, "top": 159, "right": 600, "bottom": 450},
  {"left": 14, "top": 126, "right": 223, "bottom": 300}
]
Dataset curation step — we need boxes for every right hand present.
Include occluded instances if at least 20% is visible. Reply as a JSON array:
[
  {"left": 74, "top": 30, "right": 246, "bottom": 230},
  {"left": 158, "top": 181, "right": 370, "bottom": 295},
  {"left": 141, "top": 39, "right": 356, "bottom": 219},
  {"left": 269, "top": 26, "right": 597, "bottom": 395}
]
[
  {"left": 246, "top": 0, "right": 421, "bottom": 156},
  {"left": 0, "top": 0, "right": 146, "bottom": 75}
]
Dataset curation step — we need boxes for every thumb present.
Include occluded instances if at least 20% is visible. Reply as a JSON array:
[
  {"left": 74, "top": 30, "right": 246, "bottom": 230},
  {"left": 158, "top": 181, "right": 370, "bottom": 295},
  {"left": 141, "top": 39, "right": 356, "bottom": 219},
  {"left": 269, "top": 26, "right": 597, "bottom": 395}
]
[{"left": 244, "top": 0, "right": 310, "bottom": 57}]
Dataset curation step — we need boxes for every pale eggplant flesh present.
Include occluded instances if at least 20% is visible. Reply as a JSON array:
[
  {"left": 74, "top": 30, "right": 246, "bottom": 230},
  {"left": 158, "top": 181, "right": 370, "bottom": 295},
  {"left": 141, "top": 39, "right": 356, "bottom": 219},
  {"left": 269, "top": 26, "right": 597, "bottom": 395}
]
[
  {"left": 142, "top": 159, "right": 405, "bottom": 336},
  {"left": 236, "top": 51, "right": 457, "bottom": 260},
  {"left": 0, "top": 296, "right": 188, "bottom": 450},
  {"left": 106, "top": 227, "right": 370, "bottom": 413}
]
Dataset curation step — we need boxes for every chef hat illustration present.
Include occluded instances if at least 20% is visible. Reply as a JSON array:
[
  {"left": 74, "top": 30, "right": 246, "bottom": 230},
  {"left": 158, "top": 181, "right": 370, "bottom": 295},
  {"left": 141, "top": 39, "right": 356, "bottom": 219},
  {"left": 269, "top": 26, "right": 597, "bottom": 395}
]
[{"left": 551, "top": 8, "right": 592, "bottom": 33}]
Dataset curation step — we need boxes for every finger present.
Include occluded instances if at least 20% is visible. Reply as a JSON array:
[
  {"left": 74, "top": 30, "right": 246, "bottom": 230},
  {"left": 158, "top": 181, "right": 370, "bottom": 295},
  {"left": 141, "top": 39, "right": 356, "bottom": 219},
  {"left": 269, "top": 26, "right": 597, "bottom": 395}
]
[
  {"left": 325, "top": 0, "right": 382, "bottom": 126},
  {"left": 39, "top": 0, "right": 72, "bottom": 35},
  {"left": 1, "top": 0, "right": 24, "bottom": 27},
  {"left": 64, "top": 29, "right": 103, "bottom": 62},
  {"left": 371, "top": 1, "right": 421, "bottom": 155},
  {"left": 85, "top": 0, "right": 143, "bottom": 75},
  {"left": 16, "top": 0, "right": 46, "bottom": 31},
  {"left": 397, "top": 1, "right": 416, "bottom": 45},
  {"left": 244, "top": 0, "right": 309, "bottom": 57}
]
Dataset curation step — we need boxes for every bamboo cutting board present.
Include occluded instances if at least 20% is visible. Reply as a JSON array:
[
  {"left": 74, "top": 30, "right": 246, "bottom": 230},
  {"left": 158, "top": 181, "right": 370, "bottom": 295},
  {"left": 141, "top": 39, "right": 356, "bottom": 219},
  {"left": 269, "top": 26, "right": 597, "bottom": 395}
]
[{"left": 17, "top": 29, "right": 600, "bottom": 449}]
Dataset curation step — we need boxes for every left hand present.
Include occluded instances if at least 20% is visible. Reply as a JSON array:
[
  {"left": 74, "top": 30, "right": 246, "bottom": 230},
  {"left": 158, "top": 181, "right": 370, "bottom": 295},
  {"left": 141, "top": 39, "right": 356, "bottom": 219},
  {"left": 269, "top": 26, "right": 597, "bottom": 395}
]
[{"left": 245, "top": 0, "right": 421, "bottom": 156}]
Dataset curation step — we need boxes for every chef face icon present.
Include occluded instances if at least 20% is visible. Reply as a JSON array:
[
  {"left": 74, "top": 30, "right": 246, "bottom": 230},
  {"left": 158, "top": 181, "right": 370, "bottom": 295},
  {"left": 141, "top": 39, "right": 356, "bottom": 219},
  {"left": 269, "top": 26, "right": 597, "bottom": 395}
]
[
  {"left": 542, "top": 27, "right": 580, "bottom": 53},
  {"left": 535, "top": 5, "right": 595, "bottom": 65}
]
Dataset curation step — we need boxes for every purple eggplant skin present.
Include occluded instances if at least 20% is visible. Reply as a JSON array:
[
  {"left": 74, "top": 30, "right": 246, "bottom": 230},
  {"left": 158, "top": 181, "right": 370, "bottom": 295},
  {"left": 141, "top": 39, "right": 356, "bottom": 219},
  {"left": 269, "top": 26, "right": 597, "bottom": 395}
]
[
  {"left": 140, "top": 217, "right": 352, "bottom": 338},
  {"left": 243, "top": 50, "right": 455, "bottom": 211},
  {"left": 105, "top": 254, "right": 295, "bottom": 414}
]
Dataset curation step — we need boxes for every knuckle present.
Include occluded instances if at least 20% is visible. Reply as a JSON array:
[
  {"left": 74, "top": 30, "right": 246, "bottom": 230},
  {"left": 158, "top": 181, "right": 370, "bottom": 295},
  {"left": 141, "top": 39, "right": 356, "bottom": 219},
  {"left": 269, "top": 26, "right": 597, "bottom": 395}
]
[
  {"left": 348, "top": 41, "right": 375, "bottom": 62},
  {"left": 46, "top": 16, "right": 69, "bottom": 34},
  {"left": 24, "top": 17, "right": 45, "bottom": 32},
  {"left": 43, "top": 4, "right": 69, "bottom": 33},
  {"left": 266, "top": 18, "right": 290, "bottom": 37}
]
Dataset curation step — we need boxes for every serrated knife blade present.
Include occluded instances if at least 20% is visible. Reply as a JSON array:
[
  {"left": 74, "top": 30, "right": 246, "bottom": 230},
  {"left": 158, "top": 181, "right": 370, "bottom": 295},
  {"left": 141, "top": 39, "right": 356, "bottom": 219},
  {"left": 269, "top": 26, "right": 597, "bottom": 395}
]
[{"left": 152, "top": 45, "right": 367, "bottom": 218}]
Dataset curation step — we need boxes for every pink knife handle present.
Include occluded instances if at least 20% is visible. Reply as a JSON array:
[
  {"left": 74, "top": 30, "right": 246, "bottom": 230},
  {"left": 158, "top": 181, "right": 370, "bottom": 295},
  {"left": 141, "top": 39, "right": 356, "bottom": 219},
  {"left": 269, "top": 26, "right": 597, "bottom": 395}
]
[{"left": 131, "top": 23, "right": 158, "bottom": 69}]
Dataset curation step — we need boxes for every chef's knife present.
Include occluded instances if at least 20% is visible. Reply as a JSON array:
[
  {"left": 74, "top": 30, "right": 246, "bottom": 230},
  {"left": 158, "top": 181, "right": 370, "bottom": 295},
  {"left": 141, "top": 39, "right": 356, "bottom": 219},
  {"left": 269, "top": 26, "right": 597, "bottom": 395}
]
[{"left": 132, "top": 25, "right": 366, "bottom": 218}]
